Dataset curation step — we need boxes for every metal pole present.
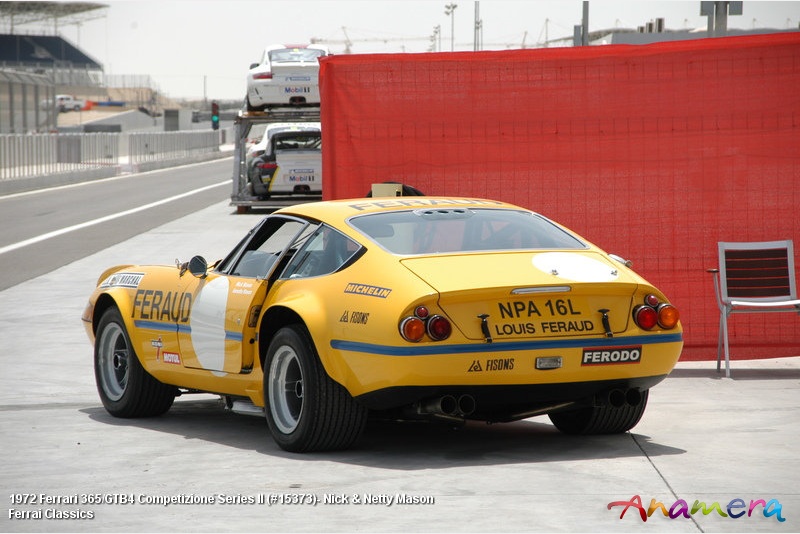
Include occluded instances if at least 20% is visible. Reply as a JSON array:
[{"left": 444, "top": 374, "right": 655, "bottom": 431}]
[
  {"left": 582, "top": 1, "right": 589, "bottom": 46},
  {"left": 474, "top": 1, "right": 480, "bottom": 51},
  {"left": 445, "top": 3, "right": 458, "bottom": 51},
  {"left": 715, "top": 1, "right": 728, "bottom": 36}
]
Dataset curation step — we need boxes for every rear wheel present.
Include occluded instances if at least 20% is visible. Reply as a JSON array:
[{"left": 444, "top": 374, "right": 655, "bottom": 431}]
[
  {"left": 245, "top": 96, "right": 263, "bottom": 112},
  {"left": 264, "top": 325, "right": 367, "bottom": 452},
  {"left": 548, "top": 389, "right": 649, "bottom": 434},
  {"left": 94, "top": 307, "right": 176, "bottom": 417}
]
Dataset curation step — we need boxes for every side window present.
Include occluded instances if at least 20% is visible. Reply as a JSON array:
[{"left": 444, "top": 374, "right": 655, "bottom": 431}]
[
  {"left": 227, "top": 218, "right": 308, "bottom": 278},
  {"left": 281, "top": 225, "right": 360, "bottom": 279}
]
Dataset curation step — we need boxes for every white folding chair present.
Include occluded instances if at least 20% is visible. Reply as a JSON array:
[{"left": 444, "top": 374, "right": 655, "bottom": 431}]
[{"left": 708, "top": 240, "right": 800, "bottom": 377}]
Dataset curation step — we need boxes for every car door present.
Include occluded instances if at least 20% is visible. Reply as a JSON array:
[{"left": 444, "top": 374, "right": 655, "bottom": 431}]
[{"left": 177, "top": 216, "right": 315, "bottom": 374}]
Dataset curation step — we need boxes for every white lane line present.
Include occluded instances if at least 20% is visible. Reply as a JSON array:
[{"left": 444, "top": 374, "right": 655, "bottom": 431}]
[{"left": 0, "top": 180, "right": 229, "bottom": 255}]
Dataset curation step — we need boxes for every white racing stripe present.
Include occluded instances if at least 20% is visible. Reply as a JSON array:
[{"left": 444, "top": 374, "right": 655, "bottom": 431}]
[{"left": 0, "top": 180, "right": 228, "bottom": 255}]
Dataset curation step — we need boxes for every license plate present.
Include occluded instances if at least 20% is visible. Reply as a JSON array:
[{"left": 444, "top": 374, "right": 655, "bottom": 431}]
[{"left": 494, "top": 297, "right": 598, "bottom": 337}]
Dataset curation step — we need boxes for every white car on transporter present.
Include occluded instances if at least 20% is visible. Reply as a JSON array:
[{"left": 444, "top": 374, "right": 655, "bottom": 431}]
[
  {"left": 246, "top": 122, "right": 322, "bottom": 198},
  {"left": 246, "top": 44, "right": 329, "bottom": 111}
]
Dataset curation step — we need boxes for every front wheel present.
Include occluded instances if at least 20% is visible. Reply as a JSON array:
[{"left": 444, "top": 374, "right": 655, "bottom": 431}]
[
  {"left": 94, "top": 307, "right": 176, "bottom": 417},
  {"left": 548, "top": 389, "right": 649, "bottom": 434},
  {"left": 264, "top": 325, "right": 367, "bottom": 452}
]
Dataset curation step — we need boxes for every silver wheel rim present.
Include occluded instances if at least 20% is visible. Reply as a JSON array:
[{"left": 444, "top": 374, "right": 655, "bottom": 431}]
[
  {"left": 97, "top": 322, "right": 128, "bottom": 401},
  {"left": 268, "top": 344, "right": 304, "bottom": 434}
]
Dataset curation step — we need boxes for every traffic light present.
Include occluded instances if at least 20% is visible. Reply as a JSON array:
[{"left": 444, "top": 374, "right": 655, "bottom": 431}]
[{"left": 211, "top": 101, "right": 219, "bottom": 130}]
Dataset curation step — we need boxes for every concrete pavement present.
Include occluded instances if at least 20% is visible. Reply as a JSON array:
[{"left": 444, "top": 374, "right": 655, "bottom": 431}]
[{"left": 0, "top": 199, "right": 798, "bottom": 533}]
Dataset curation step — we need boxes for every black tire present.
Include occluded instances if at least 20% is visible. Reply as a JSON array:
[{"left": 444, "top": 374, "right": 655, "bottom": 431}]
[
  {"left": 94, "top": 307, "right": 176, "bottom": 418},
  {"left": 548, "top": 390, "right": 649, "bottom": 434},
  {"left": 264, "top": 325, "right": 367, "bottom": 452},
  {"left": 245, "top": 96, "right": 262, "bottom": 112}
]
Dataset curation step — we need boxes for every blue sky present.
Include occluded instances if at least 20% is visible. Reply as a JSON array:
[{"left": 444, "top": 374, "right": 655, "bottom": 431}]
[{"left": 7, "top": 0, "right": 799, "bottom": 100}]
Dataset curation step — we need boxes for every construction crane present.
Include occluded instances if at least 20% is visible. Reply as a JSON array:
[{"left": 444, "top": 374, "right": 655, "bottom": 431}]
[{"left": 310, "top": 26, "right": 431, "bottom": 54}]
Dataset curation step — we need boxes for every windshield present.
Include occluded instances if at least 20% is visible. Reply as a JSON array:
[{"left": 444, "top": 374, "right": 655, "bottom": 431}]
[
  {"left": 349, "top": 208, "right": 586, "bottom": 255},
  {"left": 269, "top": 48, "right": 326, "bottom": 63},
  {"left": 272, "top": 132, "right": 321, "bottom": 152}
]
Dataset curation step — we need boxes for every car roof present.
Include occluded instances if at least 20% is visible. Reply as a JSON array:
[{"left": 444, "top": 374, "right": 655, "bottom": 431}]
[
  {"left": 265, "top": 122, "right": 321, "bottom": 133},
  {"left": 264, "top": 44, "right": 329, "bottom": 53},
  {"left": 251, "top": 123, "right": 321, "bottom": 150},
  {"left": 275, "top": 197, "right": 524, "bottom": 225}
]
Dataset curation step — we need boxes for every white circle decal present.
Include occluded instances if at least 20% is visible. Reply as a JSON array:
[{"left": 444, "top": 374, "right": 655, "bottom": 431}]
[
  {"left": 532, "top": 252, "right": 619, "bottom": 282},
  {"left": 189, "top": 277, "right": 229, "bottom": 371}
]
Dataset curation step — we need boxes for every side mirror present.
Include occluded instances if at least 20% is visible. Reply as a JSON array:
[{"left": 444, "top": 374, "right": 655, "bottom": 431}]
[{"left": 188, "top": 255, "right": 208, "bottom": 278}]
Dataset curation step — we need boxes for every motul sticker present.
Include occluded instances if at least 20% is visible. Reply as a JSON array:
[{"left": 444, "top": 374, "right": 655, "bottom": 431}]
[
  {"left": 581, "top": 346, "right": 642, "bottom": 365},
  {"left": 162, "top": 352, "right": 181, "bottom": 365}
]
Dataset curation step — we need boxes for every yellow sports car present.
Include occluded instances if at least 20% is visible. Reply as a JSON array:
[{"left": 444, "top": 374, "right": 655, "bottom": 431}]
[{"left": 82, "top": 196, "right": 682, "bottom": 452}]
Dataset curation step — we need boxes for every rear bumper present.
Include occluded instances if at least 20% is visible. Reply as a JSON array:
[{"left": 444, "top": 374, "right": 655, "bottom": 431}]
[
  {"left": 328, "top": 334, "right": 683, "bottom": 400},
  {"left": 355, "top": 374, "right": 668, "bottom": 418},
  {"left": 248, "top": 84, "right": 321, "bottom": 106}
]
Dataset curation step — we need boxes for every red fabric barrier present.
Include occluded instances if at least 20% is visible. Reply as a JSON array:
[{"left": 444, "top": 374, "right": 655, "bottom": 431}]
[{"left": 320, "top": 33, "right": 800, "bottom": 360}]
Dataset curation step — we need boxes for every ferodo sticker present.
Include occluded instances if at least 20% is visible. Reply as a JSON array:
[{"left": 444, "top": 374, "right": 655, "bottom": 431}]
[{"left": 582, "top": 346, "right": 642, "bottom": 365}]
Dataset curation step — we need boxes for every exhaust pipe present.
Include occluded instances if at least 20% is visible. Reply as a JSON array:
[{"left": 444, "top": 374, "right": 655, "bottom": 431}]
[
  {"left": 607, "top": 388, "right": 643, "bottom": 408},
  {"left": 420, "top": 395, "right": 458, "bottom": 416},
  {"left": 457, "top": 395, "right": 477, "bottom": 416},
  {"left": 608, "top": 389, "right": 626, "bottom": 408},
  {"left": 418, "top": 394, "right": 477, "bottom": 417},
  {"left": 625, "top": 388, "right": 643, "bottom": 406}
]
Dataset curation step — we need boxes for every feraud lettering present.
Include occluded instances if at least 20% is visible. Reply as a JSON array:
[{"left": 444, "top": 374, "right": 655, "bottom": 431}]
[{"left": 132, "top": 289, "right": 192, "bottom": 323}]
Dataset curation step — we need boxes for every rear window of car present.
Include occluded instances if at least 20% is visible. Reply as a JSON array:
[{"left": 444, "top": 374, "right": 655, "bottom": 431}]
[
  {"left": 272, "top": 132, "right": 321, "bottom": 152},
  {"left": 349, "top": 208, "right": 586, "bottom": 255},
  {"left": 269, "top": 48, "right": 326, "bottom": 63}
]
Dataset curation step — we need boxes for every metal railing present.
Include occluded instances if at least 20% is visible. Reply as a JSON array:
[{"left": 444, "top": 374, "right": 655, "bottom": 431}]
[
  {"left": 0, "top": 132, "right": 118, "bottom": 180},
  {"left": 127, "top": 130, "right": 221, "bottom": 165},
  {"left": 0, "top": 130, "right": 223, "bottom": 182}
]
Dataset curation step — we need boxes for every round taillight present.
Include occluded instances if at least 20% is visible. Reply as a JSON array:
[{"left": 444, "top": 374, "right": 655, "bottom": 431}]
[
  {"left": 415, "top": 306, "right": 430, "bottom": 319},
  {"left": 644, "top": 294, "right": 660, "bottom": 307},
  {"left": 400, "top": 317, "right": 425, "bottom": 342},
  {"left": 633, "top": 305, "right": 658, "bottom": 330},
  {"left": 657, "top": 304, "right": 680, "bottom": 329},
  {"left": 426, "top": 315, "right": 452, "bottom": 341}
]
